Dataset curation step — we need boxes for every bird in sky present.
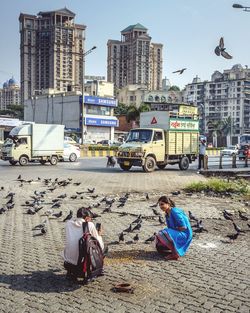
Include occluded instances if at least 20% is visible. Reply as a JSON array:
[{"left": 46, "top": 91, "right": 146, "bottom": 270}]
[
  {"left": 214, "top": 37, "right": 233, "bottom": 59},
  {"left": 172, "top": 68, "right": 187, "bottom": 75}
]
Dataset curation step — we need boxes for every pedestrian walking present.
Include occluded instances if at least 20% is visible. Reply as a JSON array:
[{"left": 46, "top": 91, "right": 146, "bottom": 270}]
[{"left": 198, "top": 138, "right": 206, "bottom": 170}]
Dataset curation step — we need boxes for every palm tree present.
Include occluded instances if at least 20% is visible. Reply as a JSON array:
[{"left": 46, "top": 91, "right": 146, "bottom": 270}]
[
  {"left": 220, "top": 116, "right": 234, "bottom": 146},
  {"left": 207, "top": 120, "right": 223, "bottom": 148}
]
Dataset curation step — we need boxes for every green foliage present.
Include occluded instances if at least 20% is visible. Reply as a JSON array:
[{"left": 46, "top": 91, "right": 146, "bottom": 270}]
[
  {"left": 126, "top": 103, "right": 151, "bottom": 123},
  {"left": 169, "top": 85, "right": 180, "bottom": 91},
  {"left": 0, "top": 105, "right": 24, "bottom": 119},
  {"left": 114, "top": 102, "right": 128, "bottom": 115},
  {"left": 184, "top": 178, "right": 250, "bottom": 195}
]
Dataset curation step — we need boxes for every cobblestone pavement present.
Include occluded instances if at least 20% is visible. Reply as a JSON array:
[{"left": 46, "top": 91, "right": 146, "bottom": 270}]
[{"left": 0, "top": 163, "right": 249, "bottom": 313}]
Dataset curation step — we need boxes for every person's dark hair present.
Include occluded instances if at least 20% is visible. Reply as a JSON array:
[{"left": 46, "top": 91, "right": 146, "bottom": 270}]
[
  {"left": 77, "top": 208, "right": 91, "bottom": 219},
  {"left": 158, "top": 196, "right": 175, "bottom": 208}
]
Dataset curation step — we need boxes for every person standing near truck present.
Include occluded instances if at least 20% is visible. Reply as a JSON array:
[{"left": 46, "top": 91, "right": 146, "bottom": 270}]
[{"left": 198, "top": 138, "right": 206, "bottom": 170}]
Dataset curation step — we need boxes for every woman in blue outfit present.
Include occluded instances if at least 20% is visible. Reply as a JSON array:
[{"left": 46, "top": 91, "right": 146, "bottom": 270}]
[{"left": 155, "top": 196, "right": 192, "bottom": 260}]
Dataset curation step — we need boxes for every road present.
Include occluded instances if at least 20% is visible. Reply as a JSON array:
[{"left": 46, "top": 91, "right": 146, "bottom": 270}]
[{"left": 0, "top": 158, "right": 249, "bottom": 313}]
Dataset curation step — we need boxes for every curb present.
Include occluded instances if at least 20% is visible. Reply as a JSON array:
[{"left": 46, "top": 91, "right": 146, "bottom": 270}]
[{"left": 80, "top": 150, "right": 116, "bottom": 158}]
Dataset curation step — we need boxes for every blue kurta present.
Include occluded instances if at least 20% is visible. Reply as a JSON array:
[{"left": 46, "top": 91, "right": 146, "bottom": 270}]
[{"left": 160, "top": 207, "right": 193, "bottom": 256}]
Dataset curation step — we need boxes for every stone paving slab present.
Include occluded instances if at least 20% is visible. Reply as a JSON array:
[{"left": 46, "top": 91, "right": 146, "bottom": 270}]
[{"left": 0, "top": 167, "right": 249, "bottom": 313}]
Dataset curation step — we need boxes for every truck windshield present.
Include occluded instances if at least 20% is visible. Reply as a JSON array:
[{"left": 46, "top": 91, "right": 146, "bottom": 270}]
[{"left": 126, "top": 129, "right": 153, "bottom": 143}]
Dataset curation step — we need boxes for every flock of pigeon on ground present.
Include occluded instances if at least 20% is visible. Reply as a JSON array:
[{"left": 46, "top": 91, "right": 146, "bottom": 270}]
[{"left": 0, "top": 175, "right": 249, "bottom": 245}]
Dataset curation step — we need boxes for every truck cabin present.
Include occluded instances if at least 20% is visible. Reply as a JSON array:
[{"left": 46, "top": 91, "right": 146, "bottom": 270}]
[
  {"left": 126, "top": 129, "right": 163, "bottom": 144},
  {"left": 4, "top": 136, "right": 28, "bottom": 147}
]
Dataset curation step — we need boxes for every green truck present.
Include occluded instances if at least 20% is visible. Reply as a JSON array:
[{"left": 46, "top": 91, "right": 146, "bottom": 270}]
[{"left": 116, "top": 110, "right": 199, "bottom": 172}]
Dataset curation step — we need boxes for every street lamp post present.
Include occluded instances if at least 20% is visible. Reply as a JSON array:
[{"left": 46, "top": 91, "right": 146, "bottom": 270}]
[
  {"left": 233, "top": 3, "right": 250, "bottom": 11},
  {"left": 81, "top": 46, "right": 97, "bottom": 144}
]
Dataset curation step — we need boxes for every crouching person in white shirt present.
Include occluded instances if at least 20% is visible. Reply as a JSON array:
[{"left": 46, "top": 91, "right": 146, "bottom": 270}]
[{"left": 63, "top": 208, "right": 105, "bottom": 282}]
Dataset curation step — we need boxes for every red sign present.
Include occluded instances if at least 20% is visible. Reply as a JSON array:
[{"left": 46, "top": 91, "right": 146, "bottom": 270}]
[{"left": 151, "top": 117, "right": 157, "bottom": 124}]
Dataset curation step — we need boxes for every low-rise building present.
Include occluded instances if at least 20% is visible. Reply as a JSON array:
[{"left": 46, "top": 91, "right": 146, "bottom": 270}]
[{"left": 24, "top": 91, "right": 119, "bottom": 142}]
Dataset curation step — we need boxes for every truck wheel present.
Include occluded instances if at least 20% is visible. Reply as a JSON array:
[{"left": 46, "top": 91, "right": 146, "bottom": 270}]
[
  {"left": 179, "top": 156, "right": 189, "bottom": 170},
  {"left": 50, "top": 156, "right": 58, "bottom": 165},
  {"left": 157, "top": 163, "right": 166, "bottom": 170},
  {"left": 69, "top": 153, "right": 77, "bottom": 162},
  {"left": 119, "top": 164, "right": 132, "bottom": 171},
  {"left": 19, "top": 156, "right": 28, "bottom": 166},
  {"left": 143, "top": 156, "right": 156, "bottom": 173},
  {"left": 39, "top": 160, "right": 47, "bottom": 165},
  {"left": 9, "top": 160, "right": 17, "bottom": 166}
]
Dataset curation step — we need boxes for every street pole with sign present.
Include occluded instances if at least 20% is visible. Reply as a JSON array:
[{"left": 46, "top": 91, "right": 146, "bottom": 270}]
[{"left": 81, "top": 46, "right": 97, "bottom": 144}]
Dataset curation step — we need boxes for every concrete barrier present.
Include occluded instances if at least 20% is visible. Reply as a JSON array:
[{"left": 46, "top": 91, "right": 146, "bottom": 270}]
[
  {"left": 206, "top": 150, "right": 220, "bottom": 156},
  {"left": 80, "top": 150, "right": 116, "bottom": 158}
]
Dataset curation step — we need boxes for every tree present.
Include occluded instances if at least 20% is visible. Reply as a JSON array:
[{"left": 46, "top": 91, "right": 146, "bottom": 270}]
[
  {"left": 169, "top": 85, "right": 180, "bottom": 92},
  {"left": 207, "top": 120, "right": 223, "bottom": 148},
  {"left": 0, "top": 105, "right": 24, "bottom": 119},
  {"left": 126, "top": 103, "right": 151, "bottom": 125},
  {"left": 220, "top": 116, "right": 235, "bottom": 146},
  {"left": 114, "top": 102, "right": 128, "bottom": 115}
]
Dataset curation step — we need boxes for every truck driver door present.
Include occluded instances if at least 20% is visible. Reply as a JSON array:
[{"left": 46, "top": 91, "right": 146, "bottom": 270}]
[{"left": 152, "top": 131, "right": 165, "bottom": 162}]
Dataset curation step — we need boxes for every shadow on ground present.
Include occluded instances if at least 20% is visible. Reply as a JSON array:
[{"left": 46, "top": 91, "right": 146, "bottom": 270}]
[{"left": 0, "top": 269, "right": 81, "bottom": 293}]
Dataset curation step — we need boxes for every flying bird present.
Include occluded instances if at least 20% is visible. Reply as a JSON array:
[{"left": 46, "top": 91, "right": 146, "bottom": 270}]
[
  {"left": 172, "top": 68, "right": 187, "bottom": 75},
  {"left": 214, "top": 37, "right": 233, "bottom": 59}
]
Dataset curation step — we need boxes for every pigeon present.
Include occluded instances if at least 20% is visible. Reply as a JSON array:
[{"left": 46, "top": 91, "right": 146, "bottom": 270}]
[
  {"left": 145, "top": 233, "right": 156, "bottom": 243},
  {"left": 227, "top": 233, "right": 239, "bottom": 240},
  {"left": 238, "top": 211, "right": 248, "bottom": 221},
  {"left": 70, "top": 195, "right": 77, "bottom": 200},
  {"left": 223, "top": 210, "right": 233, "bottom": 221},
  {"left": 233, "top": 222, "right": 245, "bottom": 233},
  {"left": 214, "top": 37, "right": 232, "bottom": 59},
  {"left": 27, "top": 208, "right": 36, "bottom": 215},
  {"left": 133, "top": 234, "right": 139, "bottom": 242},
  {"left": 117, "top": 202, "right": 125, "bottom": 208},
  {"left": 106, "top": 199, "right": 115, "bottom": 206},
  {"left": 132, "top": 223, "right": 142, "bottom": 232},
  {"left": 172, "top": 68, "right": 187, "bottom": 75},
  {"left": 87, "top": 188, "right": 95, "bottom": 193},
  {"left": 63, "top": 210, "right": 73, "bottom": 222},
  {"left": 123, "top": 224, "right": 132, "bottom": 233},
  {"left": 150, "top": 203, "right": 158, "bottom": 208},
  {"left": 6, "top": 192, "right": 15, "bottom": 198},
  {"left": 52, "top": 211, "right": 62, "bottom": 218},
  {"left": 118, "top": 232, "right": 125, "bottom": 242},
  {"left": 188, "top": 211, "right": 198, "bottom": 222},
  {"left": 146, "top": 193, "right": 149, "bottom": 200},
  {"left": 247, "top": 223, "right": 250, "bottom": 228},
  {"left": 0, "top": 208, "right": 6, "bottom": 214},
  {"left": 41, "top": 227, "right": 47, "bottom": 235},
  {"left": 76, "top": 191, "right": 85, "bottom": 195},
  {"left": 33, "top": 220, "right": 47, "bottom": 230},
  {"left": 193, "top": 220, "right": 208, "bottom": 233},
  {"left": 17, "top": 175, "right": 22, "bottom": 180},
  {"left": 102, "top": 207, "right": 112, "bottom": 213},
  {"left": 171, "top": 191, "right": 181, "bottom": 196},
  {"left": 57, "top": 194, "right": 67, "bottom": 199},
  {"left": 152, "top": 208, "right": 161, "bottom": 216},
  {"left": 131, "top": 215, "right": 142, "bottom": 224},
  {"left": 52, "top": 202, "right": 61, "bottom": 209},
  {"left": 1, "top": 186, "right": 4, "bottom": 190},
  {"left": 159, "top": 216, "right": 165, "bottom": 224},
  {"left": 73, "top": 182, "right": 81, "bottom": 186},
  {"left": 90, "top": 195, "right": 98, "bottom": 199}
]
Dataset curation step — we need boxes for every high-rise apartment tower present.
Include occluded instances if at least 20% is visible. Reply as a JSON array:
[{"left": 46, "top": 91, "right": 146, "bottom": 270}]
[
  {"left": 107, "top": 24, "right": 163, "bottom": 91},
  {"left": 19, "top": 8, "right": 85, "bottom": 103}
]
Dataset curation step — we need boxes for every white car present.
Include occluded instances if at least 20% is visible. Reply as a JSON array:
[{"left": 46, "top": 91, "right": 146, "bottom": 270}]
[
  {"left": 221, "top": 145, "right": 239, "bottom": 157},
  {"left": 64, "top": 136, "right": 78, "bottom": 145},
  {"left": 62, "top": 143, "right": 80, "bottom": 162}
]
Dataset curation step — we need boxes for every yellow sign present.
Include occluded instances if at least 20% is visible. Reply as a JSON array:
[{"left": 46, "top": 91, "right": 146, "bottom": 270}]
[{"left": 179, "top": 105, "right": 198, "bottom": 116}]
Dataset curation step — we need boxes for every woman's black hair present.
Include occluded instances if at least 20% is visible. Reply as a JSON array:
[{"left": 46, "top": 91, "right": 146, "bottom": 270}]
[
  {"left": 77, "top": 208, "right": 91, "bottom": 219},
  {"left": 158, "top": 196, "right": 175, "bottom": 208}
]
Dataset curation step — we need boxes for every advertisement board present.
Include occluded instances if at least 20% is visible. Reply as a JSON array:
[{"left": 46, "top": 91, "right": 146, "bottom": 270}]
[
  {"left": 179, "top": 105, "right": 198, "bottom": 116},
  {"left": 85, "top": 117, "right": 119, "bottom": 127},
  {"left": 169, "top": 118, "right": 199, "bottom": 131},
  {"left": 80, "top": 96, "right": 117, "bottom": 107}
]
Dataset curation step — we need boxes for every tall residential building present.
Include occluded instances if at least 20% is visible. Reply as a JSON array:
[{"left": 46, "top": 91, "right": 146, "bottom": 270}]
[
  {"left": 107, "top": 24, "right": 163, "bottom": 91},
  {"left": 183, "top": 64, "right": 250, "bottom": 143},
  {"left": 19, "top": 8, "right": 86, "bottom": 103},
  {"left": 0, "top": 78, "right": 21, "bottom": 109}
]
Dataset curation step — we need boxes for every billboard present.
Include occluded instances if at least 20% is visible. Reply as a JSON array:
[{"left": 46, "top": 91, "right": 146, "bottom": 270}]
[
  {"left": 85, "top": 117, "right": 119, "bottom": 127},
  {"left": 80, "top": 96, "right": 117, "bottom": 107}
]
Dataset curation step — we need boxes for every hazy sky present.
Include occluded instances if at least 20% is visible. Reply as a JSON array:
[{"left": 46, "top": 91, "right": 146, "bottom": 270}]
[{"left": 0, "top": 0, "right": 249, "bottom": 89}]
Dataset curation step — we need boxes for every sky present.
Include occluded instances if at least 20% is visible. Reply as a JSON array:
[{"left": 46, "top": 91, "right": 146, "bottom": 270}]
[{"left": 0, "top": 0, "right": 249, "bottom": 89}]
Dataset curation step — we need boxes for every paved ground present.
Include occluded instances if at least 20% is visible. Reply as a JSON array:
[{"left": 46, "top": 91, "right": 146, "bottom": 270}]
[{"left": 0, "top": 159, "right": 249, "bottom": 313}]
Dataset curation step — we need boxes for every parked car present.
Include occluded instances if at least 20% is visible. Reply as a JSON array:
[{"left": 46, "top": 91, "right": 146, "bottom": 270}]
[
  {"left": 61, "top": 143, "right": 80, "bottom": 162},
  {"left": 238, "top": 144, "right": 250, "bottom": 160},
  {"left": 220, "top": 145, "right": 239, "bottom": 157},
  {"left": 64, "top": 136, "right": 77, "bottom": 145}
]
